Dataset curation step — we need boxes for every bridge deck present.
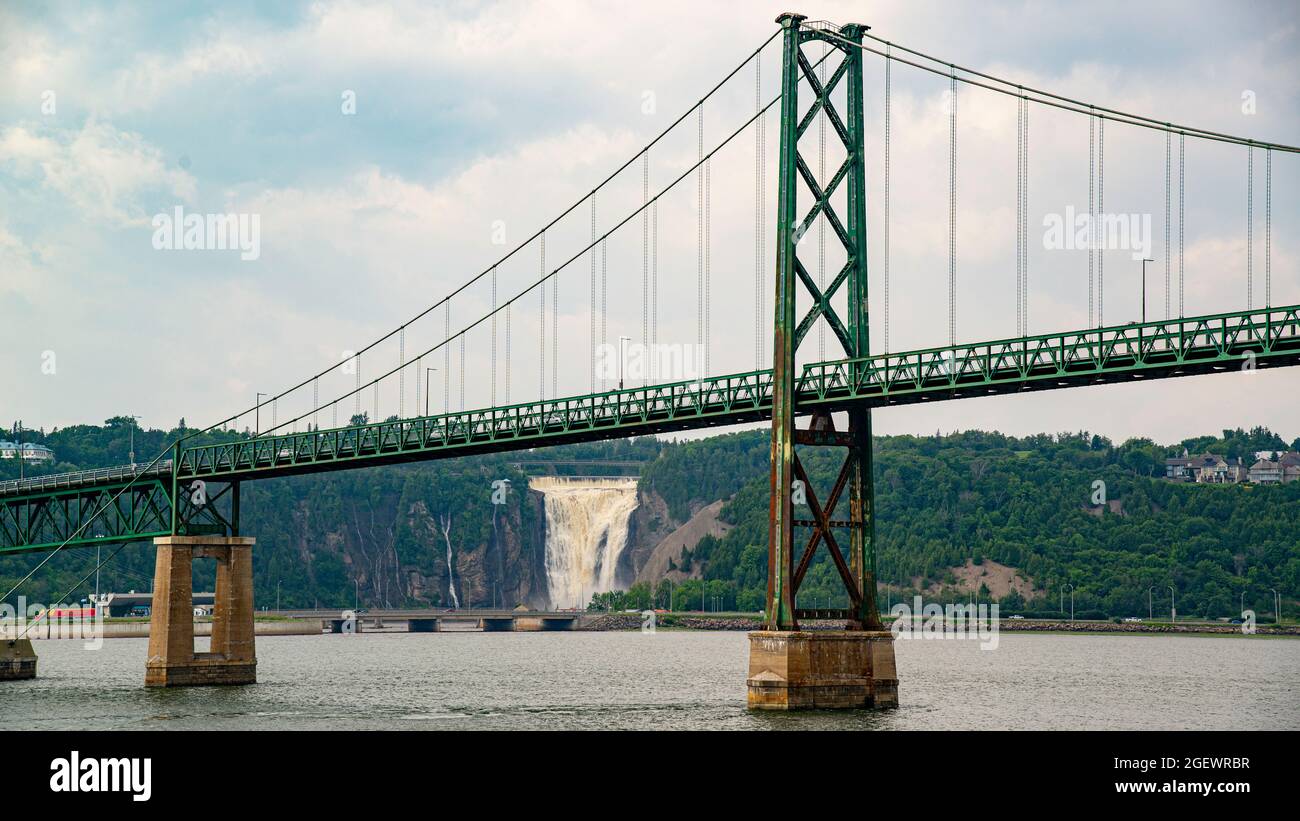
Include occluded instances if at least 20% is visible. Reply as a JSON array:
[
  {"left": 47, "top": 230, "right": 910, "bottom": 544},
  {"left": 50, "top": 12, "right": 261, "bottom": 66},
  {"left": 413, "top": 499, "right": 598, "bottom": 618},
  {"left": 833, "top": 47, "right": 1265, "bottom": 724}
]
[{"left": 3, "top": 305, "right": 1298, "bottom": 554}]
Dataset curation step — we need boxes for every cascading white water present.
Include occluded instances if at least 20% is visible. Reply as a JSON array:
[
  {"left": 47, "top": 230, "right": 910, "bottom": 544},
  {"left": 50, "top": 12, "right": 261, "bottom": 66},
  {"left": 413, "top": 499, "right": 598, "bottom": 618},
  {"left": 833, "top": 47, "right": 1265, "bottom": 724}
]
[{"left": 530, "top": 477, "right": 639, "bottom": 609}]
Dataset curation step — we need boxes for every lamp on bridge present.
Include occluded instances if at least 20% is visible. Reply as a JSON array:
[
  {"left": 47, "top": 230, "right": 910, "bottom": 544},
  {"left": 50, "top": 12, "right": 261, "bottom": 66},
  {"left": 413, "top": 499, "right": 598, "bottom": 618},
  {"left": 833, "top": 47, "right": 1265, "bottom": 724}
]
[
  {"left": 255, "top": 392, "right": 267, "bottom": 436},
  {"left": 618, "top": 336, "right": 630, "bottom": 390},
  {"left": 1140, "top": 258, "right": 1155, "bottom": 324}
]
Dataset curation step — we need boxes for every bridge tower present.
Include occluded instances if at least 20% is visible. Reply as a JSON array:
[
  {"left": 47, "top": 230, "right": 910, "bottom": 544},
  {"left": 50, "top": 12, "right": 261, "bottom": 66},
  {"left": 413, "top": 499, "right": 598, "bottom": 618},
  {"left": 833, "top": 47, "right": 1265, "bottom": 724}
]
[{"left": 747, "top": 13, "right": 898, "bottom": 709}]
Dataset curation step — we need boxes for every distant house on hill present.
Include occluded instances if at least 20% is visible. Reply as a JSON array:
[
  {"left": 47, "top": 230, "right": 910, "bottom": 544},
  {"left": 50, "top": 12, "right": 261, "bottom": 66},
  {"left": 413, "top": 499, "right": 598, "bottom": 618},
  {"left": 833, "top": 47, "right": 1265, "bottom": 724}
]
[
  {"left": 1248, "top": 459, "right": 1283, "bottom": 484},
  {"left": 1192, "top": 453, "right": 1245, "bottom": 484},
  {"left": 19, "top": 443, "right": 55, "bottom": 463},
  {"left": 0, "top": 442, "right": 55, "bottom": 463},
  {"left": 1247, "top": 451, "right": 1300, "bottom": 484},
  {"left": 1164, "top": 450, "right": 1248, "bottom": 484},
  {"left": 1164, "top": 450, "right": 1194, "bottom": 481}
]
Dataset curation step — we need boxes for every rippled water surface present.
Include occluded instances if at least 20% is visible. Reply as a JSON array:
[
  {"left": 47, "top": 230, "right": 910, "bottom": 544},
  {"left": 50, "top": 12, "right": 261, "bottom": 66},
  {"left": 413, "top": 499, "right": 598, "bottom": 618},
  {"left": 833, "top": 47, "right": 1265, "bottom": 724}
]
[{"left": 7, "top": 632, "right": 1298, "bottom": 730}]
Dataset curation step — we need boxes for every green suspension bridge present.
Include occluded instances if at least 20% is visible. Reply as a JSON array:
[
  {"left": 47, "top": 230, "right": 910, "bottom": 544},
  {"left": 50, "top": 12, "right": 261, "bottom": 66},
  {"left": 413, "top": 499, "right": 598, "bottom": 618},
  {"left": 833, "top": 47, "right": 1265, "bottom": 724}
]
[{"left": 3, "top": 14, "right": 1298, "bottom": 633}]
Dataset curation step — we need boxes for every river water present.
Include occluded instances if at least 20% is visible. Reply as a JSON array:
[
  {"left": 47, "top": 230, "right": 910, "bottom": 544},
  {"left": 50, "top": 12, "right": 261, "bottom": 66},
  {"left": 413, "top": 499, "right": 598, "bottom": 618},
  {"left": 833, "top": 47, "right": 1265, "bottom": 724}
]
[{"left": 6, "top": 632, "right": 1297, "bottom": 730}]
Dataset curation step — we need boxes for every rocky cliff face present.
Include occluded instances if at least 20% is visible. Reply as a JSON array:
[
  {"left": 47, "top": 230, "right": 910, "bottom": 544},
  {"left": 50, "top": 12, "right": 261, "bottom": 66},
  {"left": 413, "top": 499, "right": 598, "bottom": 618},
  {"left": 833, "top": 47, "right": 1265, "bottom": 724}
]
[
  {"left": 235, "top": 456, "right": 723, "bottom": 610},
  {"left": 255, "top": 472, "right": 549, "bottom": 610}
]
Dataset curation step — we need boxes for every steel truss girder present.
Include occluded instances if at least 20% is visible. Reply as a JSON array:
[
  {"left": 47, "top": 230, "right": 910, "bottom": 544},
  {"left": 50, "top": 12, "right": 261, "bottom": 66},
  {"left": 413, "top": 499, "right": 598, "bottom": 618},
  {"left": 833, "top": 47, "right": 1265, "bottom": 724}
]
[{"left": 0, "top": 478, "right": 239, "bottom": 556}]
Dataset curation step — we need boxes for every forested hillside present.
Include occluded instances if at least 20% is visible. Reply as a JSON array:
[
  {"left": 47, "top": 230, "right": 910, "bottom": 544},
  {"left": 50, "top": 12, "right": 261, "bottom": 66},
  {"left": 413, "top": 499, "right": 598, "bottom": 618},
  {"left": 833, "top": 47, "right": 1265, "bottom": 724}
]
[{"left": 3, "top": 419, "right": 1296, "bottom": 620}]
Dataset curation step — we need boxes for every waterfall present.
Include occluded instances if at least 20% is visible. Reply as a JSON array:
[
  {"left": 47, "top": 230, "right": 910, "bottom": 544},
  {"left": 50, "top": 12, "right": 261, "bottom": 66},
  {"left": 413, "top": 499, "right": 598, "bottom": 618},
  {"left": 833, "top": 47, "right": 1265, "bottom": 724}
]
[
  {"left": 530, "top": 477, "right": 639, "bottom": 609},
  {"left": 439, "top": 514, "right": 461, "bottom": 609}
]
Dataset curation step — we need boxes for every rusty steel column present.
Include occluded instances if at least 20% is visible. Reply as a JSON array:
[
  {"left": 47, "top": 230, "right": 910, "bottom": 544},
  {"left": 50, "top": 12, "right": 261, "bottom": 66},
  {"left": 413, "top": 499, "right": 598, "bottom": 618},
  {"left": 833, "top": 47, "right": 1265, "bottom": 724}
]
[{"left": 764, "top": 10, "right": 805, "bottom": 631}]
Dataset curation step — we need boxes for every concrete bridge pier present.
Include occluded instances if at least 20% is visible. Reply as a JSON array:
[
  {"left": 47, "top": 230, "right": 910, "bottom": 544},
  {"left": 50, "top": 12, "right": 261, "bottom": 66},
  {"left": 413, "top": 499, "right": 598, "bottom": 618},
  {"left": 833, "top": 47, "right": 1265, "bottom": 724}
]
[
  {"left": 0, "top": 638, "right": 37, "bottom": 680},
  {"left": 746, "top": 631, "right": 898, "bottom": 710},
  {"left": 145, "top": 535, "right": 256, "bottom": 687}
]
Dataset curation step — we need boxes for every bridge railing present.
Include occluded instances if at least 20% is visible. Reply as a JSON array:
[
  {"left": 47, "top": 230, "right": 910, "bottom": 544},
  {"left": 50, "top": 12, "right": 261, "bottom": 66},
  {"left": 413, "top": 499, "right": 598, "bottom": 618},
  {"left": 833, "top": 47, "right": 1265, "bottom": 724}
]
[
  {"left": 0, "top": 460, "right": 173, "bottom": 498},
  {"left": 801, "top": 305, "right": 1300, "bottom": 401}
]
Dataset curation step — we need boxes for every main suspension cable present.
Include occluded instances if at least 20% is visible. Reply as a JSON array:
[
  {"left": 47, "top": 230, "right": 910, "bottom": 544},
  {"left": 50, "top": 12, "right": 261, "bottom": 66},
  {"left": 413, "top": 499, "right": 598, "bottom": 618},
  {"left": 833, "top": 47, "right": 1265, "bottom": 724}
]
[
  {"left": 259, "top": 71, "right": 800, "bottom": 438},
  {"left": 199, "top": 29, "right": 782, "bottom": 436},
  {"left": 825, "top": 29, "right": 1300, "bottom": 152}
]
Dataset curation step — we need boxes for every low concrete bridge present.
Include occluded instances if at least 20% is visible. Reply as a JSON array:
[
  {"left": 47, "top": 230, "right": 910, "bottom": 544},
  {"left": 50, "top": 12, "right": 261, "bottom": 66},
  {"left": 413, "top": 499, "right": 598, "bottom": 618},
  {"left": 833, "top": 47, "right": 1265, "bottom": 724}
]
[{"left": 273, "top": 608, "right": 590, "bottom": 633}]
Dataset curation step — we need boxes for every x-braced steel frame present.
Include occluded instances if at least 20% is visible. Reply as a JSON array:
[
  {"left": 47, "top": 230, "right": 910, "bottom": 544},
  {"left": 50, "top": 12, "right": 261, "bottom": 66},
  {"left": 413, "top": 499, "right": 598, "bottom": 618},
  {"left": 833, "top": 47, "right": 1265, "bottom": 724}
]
[{"left": 767, "top": 14, "right": 880, "bottom": 630}]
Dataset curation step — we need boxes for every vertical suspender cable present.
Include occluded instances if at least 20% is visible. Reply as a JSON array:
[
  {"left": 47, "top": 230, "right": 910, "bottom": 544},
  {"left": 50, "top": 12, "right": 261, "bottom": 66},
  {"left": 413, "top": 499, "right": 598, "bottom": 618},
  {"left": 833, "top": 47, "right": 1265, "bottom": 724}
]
[
  {"left": 491, "top": 265, "right": 498, "bottom": 405},
  {"left": 590, "top": 197, "right": 596, "bottom": 392},
  {"left": 354, "top": 352, "right": 361, "bottom": 418},
  {"left": 312, "top": 378, "right": 319, "bottom": 430},
  {"left": 539, "top": 233, "right": 546, "bottom": 400},
  {"left": 460, "top": 333, "right": 466, "bottom": 411},
  {"left": 505, "top": 303, "right": 512, "bottom": 404},
  {"left": 705, "top": 149, "right": 712, "bottom": 376},
  {"left": 444, "top": 302, "right": 451, "bottom": 413},
  {"left": 552, "top": 233, "right": 558, "bottom": 398},
  {"left": 601, "top": 237, "right": 608, "bottom": 390},
  {"left": 1088, "top": 113, "right": 1095, "bottom": 328},
  {"left": 642, "top": 151, "right": 649, "bottom": 384},
  {"left": 1247, "top": 144, "right": 1254, "bottom": 309},
  {"left": 1098, "top": 117, "right": 1105, "bottom": 327},
  {"left": 698, "top": 107, "right": 704, "bottom": 374},
  {"left": 1023, "top": 95, "right": 1029, "bottom": 335},
  {"left": 1016, "top": 93, "right": 1023, "bottom": 337},
  {"left": 1170, "top": 129, "right": 1180, "bottom": 319},
  {"left": 652, "top": 197, "right": 659, "bottom": 380},
  {"left": 398, "top": 326, "right": 405, "bottom": 418},
  {"left": 1179, "top": 132, "right": 1185, "bottom": 317},
  {"left": 948, "top": 66, "right": 957, "bottom": 346},
  {"left": 756, "top": 54, "right": 765, "bottom": 370},
  {"left": 1265, "top": 148, "right": 1272, "bottom": 307},
  {"left": 883, "top": 46, "right": 891, "bottom": 354}
]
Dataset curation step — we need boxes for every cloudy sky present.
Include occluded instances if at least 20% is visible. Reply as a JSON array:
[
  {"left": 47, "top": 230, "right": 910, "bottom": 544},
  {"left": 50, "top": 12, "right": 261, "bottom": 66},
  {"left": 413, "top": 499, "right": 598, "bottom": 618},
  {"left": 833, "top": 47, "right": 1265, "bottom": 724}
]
[{"left": 2, "top": 0, "right": 1297, "bottom": 448}]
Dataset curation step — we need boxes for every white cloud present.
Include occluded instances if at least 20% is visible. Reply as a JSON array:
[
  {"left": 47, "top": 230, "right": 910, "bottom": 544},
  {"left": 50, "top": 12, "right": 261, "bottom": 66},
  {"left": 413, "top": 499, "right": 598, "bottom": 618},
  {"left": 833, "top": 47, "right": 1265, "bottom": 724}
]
[{"left": 0, "top": 120, "right": 195, "bottom": 226}]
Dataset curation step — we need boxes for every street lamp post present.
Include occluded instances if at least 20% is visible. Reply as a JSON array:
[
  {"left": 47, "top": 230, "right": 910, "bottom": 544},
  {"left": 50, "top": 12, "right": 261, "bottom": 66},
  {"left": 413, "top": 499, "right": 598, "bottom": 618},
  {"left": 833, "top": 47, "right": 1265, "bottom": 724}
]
[
  {"left": 1169, "top": 585, "right": 1177, "bottom": 623},
  {"left": 126, "top": 414, "right": 143, "bottom": 468},
  {"left": 1066, "top": 583, "right": 1075, "bottom": 622},
  {"left": 276, "top": 579, "right": 281, "bottom": 612},
  {"left": 258, "top": 392, "right": 271, "bottom": 436},
  {"left": 618, "top": 336, "right": 631, "bottom": 390},
  {"left": 1147, "top": 586, "right": 1154, "bottom": 621},
  {"left": 1140, "top": 258, "right": 1155, "bottom": 324},
  {"left": 1272, "top": 588, "right": 1280, "bottom": 626}
]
